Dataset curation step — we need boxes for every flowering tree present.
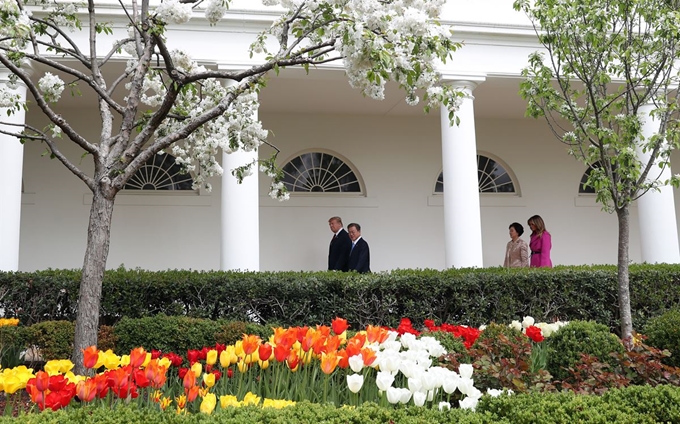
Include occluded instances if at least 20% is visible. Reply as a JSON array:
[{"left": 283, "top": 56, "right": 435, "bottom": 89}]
[
  {"left": 513, "top": 0, "right": 680, "bottom": 341},
  {"left": 0, "top": 0, "right": 463, "bottom": 372}
]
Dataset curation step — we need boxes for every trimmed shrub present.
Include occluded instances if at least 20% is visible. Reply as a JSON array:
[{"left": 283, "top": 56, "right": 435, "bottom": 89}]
[
  {"left": 114, "top": 315, "right": 224, "bottom": 354},
  {"left": 25, "top": 320, "right": 74, "bottom": 360},
  {"left": 0, "top": 326, "right": 28, "bottom": 368},
  {"left": 643, "top": 308, "right": 680, "bottom": 367},
  {"left": 2, "top": 264, "right": 680, "bottom": 333},
  {"left": 546, "top": 320, "right": 624, "bottom": 381}
]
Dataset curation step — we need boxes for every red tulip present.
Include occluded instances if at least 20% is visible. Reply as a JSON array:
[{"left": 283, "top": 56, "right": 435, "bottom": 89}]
[
  {"left": 525, "top": 326, "right": 544, "bottom": 343},
  {"left": 258, "top": 343, "right": 273, "bottom": 361},
  {"left": 331, "top": 317, "right": 349, "bottom": 335}
]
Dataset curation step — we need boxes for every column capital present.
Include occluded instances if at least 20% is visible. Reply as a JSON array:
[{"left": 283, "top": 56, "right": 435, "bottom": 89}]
[{"left": 439, "top": 72, "right": 486, "bottom": 91}]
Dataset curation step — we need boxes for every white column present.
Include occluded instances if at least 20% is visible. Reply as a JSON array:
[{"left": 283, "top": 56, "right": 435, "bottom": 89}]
[
  {"left": 636, "top": 102, "right": 680, "bottom": 263},
  {"left": 0, "top": 70, "right": 28, "bottom": 271},
  {"left": 220, "top": 79, "right": 260, "bottom": 271},
  {"left": 440, "top": 80, "right": 483, "bottom": 268}
]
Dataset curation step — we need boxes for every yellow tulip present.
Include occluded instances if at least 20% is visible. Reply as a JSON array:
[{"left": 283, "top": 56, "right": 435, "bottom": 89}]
[
  {"left": 158, "top": 357, "right": 172, "bottom": 368},
  {"left": 203, "top": 372, "right": 216, "bottom": 388},
  {"left": 242, "top": 392, "right": 261, "bottom": 406},
  {"left": 191, "top": 362, "right": 202, "bottom": 378},
  {"left": 160, "top": 397, "right": 172, "bottom": 410},
  {"left": 234, "top": 341, "right": 244, "bottom": 357},
  {"left": 237, "top": 360, "right": 248, "bottom": 374},
  {"left": 142, "top": 353, "right": 152, "bottom": 368},
  {"left": 220, "top": 394, "right": 239, "bottom": 408},
  {"left": 43, "top": 360, "right": 63, "bottom": 376},
  {"left": 200, "top": 393, "right": 217, "bottom": 414},
  {"left": 258, "top": 360, "right": 269, "bottom": 370},
  {"left": 64, "top": 371, "right": 86, "bottom": 385},
  {"left": 120, "top": 354, "right": 131, "bottom": 367},
  {"left": 98, "top": 350, "right": 121, "bottom": 370},
  {"left": 206, "top": 349, "right": 217, "bottom": 366},
  {"left": 2, "top": 375, "right": 23, "bottom": 394}
]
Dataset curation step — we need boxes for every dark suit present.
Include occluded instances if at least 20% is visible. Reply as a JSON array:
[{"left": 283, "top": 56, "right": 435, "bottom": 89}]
[
  {"left": 328, "top": 229, "right": 352, "bottom": 271},
  {"left": 348, "top": 238, "right": 370, "bottom": 273}
]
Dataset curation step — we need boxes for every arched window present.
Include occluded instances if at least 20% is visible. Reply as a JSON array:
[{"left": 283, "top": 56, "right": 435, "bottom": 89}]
[
  {"left": 435, "top": 154, "right": 517, "bottom": 194},
  {"left": 281, "top": 151, "right": 363, "bottom": 193},
  {"left": 579, "top": 164, "right": 597, "bottom": 194},
  {"left": 579, "top": 161, "right": 614, "bottom": 194},
  {"left": 124, "top": 153, "right": 194, "bottom": 190}
]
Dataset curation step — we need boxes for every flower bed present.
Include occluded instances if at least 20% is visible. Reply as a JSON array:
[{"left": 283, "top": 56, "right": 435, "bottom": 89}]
[{"left": 0, "top": 316, "right": 678, "bottom": 417}]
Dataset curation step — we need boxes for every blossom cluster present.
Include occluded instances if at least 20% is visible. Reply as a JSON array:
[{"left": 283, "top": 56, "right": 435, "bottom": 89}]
[{"left": 37, "top": 73, "right": 65, "bottom": 103}]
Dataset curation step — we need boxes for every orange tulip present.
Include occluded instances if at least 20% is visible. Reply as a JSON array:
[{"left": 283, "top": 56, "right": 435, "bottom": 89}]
[
  {"left": 129, "top": 347, "right": 147, "bottom": 369},
  {"left": 295, "top": 326, "right": 309, "bottom": 343},
  {"left": 325, "top": 335, "right": 342, "bottom": 353},
  {"left": 337, "top": 349, "right": 349, "bottom": 369},
  {"left": 320, "top": 351, "right": 340, "bottom": 375},
  {"left": 272, "top": 327, "right": 297, "bottom": 349},
  {"left": 34, "top": 371, "right": 50, "bottom": 392},
  {"left": 361, "top": 347, "right": 378, "bottom": 367},
  {"left": 331, "top": 317, "right": 350, "bottom": 335},
  {"left": 286, "top": 349, "right": 300, "bottom": 372},
  {"left": 183, "top": 367, "right": 196, "bottom": 390},
  {"left": 241, "top": 334, "right": 261, "bottom": 356},
  {"left": 145, "top": 360, "right": 169, "bottom": 389},
  {"left": 82, "top": 346, "right": 100, "bottom": 369},
  {"left": 366, "top": 325, "right": 389, "bottom": 344},
  {"left": 186, "top": 385, "right": 200, "bottom": 402},
  {"left": 76, "top": 379, "right": 97, "bottom": 402}
]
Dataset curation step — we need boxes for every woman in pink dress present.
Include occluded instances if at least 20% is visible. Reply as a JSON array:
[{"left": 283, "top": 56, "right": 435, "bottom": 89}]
[{"left": 528, "top": 215, "right": 552, "bottom": 268}]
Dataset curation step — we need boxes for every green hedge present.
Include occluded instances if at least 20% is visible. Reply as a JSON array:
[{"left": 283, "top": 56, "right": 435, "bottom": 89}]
[
  {"left": 1, "top": 385, "right": 678, "bottom": 423},
  {"left": 2, "top": 265, "right": 680, "bottom": 333}
]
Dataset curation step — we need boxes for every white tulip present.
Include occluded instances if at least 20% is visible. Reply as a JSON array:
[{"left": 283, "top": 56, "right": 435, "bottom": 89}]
[
  {"left": 487, "top": 388, "right": 503, "bottom": 397},
  {"left": 399, "top": 388, "right": 412, "bottom": 404},
  {"left": 376, "top": 371, "right": 395, "bottom": 391},
  {"left": 386, "top": 387, "right": 401, "bottom": 404},
  {"left": 459, "top": 363, "right": 474, "bottom": 379},
  {"left": 509, "top": 320, "right": 522, "bottom": 331},
  {"left": 346, "top": 374, "right": 364, "bottom": 393},
  {"left": 522, "top": 316, "right": 535, "bottom": 328},
  {"left": 408, "top": 376, "right": 423, "bottom": 393},
  {"left": 459, "top": 396, "right": 479, "bottom": 411},
  {"left": 348, "top": 355, "right": 364, "bottom": 373},
  {"left": 442, "top": 373, "right": 460, "bottom": 394},
  {"left": 412, "top": 391, "right": 427, "bottom": 407},
  {"left": 438, "top": 401, "right": 451, "bottom": 411},
  {"left": 458, "top": 377, "right": 475, "bottom": 396},
  {"left": 400, "top": 332, "right": 417, "bottom": 349},
  {"left": 427, "top": 389, "right": 436, "bottom": 401}
]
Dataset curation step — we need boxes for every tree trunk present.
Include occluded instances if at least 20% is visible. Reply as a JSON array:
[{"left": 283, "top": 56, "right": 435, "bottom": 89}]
[
  {"left": 616, "top": 204, "right": 633, "bottom": 346},
  {"left": 72, "top": 189, "right": 115, "bottom": 374}
]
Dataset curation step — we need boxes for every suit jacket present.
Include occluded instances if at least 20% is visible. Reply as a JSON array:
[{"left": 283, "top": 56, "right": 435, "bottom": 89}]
[
  {"left": 328, "top": 229, "right": 352, "bottom": 271},
  {"left": 348, "top": 238, "right": 370, "bottom": 273}
]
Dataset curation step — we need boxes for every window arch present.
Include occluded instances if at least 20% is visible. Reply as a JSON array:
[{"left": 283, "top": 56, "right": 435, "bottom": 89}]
[
  {"left": 579, "top": 161, "right": 615, "bottom": 194},
  {"left": 435, "top": 154, "right": 518, "bottom": 194},
  {"left": 124, "top": 153, "right": 194, "bottom": 191},
  {"left": 281, "top": 151, "right": 364, "bottom": 193}
]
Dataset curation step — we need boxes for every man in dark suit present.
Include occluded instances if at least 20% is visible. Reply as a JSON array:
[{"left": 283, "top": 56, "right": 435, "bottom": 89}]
[
  {"left": 347, "top": 222, "right": 370, "bottom": 273},
  {"left": 328, "top": 216, "right": 352, "bottom": 271}
]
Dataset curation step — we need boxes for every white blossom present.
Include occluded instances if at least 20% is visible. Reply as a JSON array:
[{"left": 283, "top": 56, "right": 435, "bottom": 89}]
[
  {"left": 38, "top": 73, "right": 65, "bottom": 103},
  {"left": 154, "top": 0, "right": 192, "bottom": 25}
]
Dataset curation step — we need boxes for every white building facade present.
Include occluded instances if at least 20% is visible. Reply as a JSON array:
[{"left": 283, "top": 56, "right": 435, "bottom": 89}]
[{"left": 2, "top": 0, "right": 680, "bottom": 273}]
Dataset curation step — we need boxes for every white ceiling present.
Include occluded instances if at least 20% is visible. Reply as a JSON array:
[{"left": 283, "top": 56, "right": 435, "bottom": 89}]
[{"left": 28, "top": 62, "right": 530, "bottom": 120}]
